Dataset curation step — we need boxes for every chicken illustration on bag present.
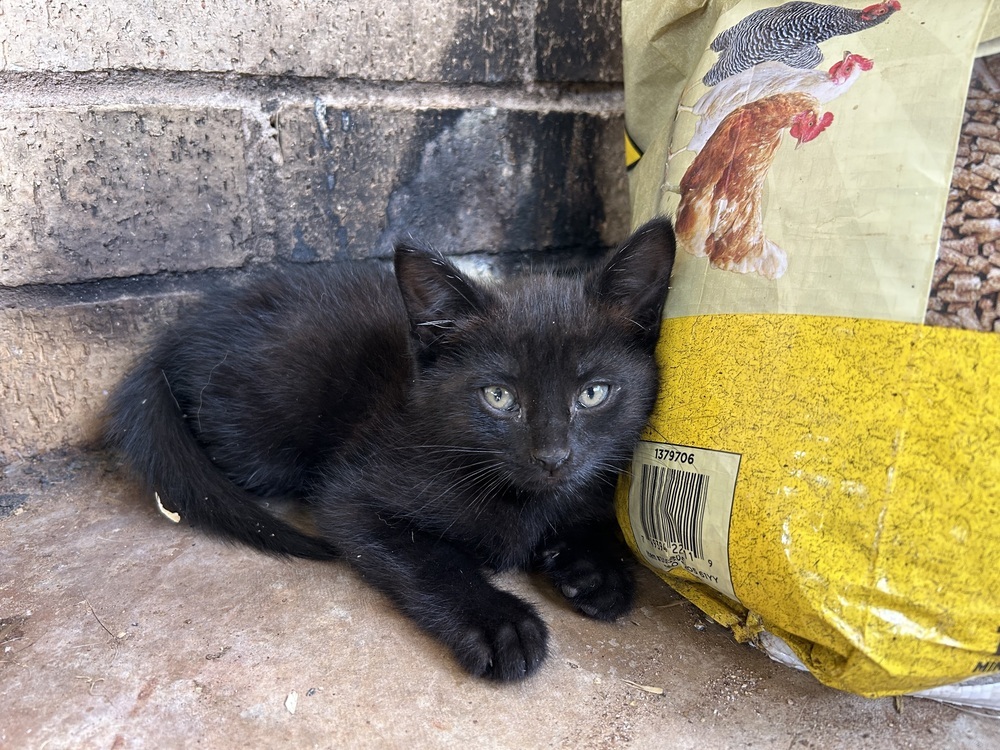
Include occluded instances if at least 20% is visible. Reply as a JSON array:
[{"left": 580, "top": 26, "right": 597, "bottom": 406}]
[
  {"left": 676, "top": 92, "right": 833, "bottom": 279},
  {"left": 676, "top": 1, "right": 899, "bottom": 279},
  {"left": 679, "top": 51, "right": 872, "bottom": 157},
  {"left": 703, "top": 0, "right": 899, "bottom": 86}
]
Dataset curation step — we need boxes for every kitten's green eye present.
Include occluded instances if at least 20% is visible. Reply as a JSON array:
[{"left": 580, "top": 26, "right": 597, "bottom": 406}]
[
  {"left": 482, "top": 385, "right": 517, "bottom": 412},
  {"left": 577, "top": 383, "right": 610, "bottom": 408}
]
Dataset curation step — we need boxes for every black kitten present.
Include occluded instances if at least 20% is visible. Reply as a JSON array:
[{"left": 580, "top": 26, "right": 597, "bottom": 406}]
[{"left": 105, "top": 218, "right": 676, "bottom": 681}]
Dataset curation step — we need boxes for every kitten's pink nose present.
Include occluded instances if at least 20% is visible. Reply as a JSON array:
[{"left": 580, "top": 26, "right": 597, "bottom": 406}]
[{"left": 531, "top": 448, "right": 570, "bottom": 472}]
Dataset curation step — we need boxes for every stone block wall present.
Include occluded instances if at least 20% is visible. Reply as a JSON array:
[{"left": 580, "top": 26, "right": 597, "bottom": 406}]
[{"left": 0, "top": 0, "right": 628, "bottom": 462}]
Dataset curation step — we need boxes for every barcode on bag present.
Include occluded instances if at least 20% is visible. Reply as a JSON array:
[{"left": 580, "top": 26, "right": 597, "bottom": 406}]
[
  {"left": 628, "top": 441, "right": 741, "bottom": 602},
  {"left": 638, "top": 463, "right": 709, "bottom": 559}
]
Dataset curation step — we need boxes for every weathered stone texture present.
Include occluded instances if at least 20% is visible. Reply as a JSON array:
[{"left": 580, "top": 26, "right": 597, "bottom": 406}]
[
  {"left": 267, "top": 105, "right": 628, "bottom": 261},
  {"left": 535, "top": 0, "right": 623, "bottom": 82},
  {"left": 0, "top": 293, "right": 193, "bottom": 461},
  {"left": 0, "top": 107, "right": 252, "bottom": 286},
  {"left": 0, "top": 1, "right": 521, "bottom": 82}
]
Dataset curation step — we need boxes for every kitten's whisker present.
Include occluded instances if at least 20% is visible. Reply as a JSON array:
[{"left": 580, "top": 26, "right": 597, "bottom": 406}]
[{"left": 398, "top": 462, "right": 509, "bottom": 520}]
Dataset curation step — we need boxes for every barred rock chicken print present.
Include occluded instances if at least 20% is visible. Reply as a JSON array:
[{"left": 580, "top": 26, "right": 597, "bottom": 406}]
[
  {"left": 676, "top": 92, "right": 834, "bottom": 279},
  {"left": 703, "top": 1, "right": 899, "bottom": 86}
]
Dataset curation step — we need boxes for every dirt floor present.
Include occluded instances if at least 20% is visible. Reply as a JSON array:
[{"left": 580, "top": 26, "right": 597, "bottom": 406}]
[{"left": 1, "top": 452, "right": 997, "bottom": 749}]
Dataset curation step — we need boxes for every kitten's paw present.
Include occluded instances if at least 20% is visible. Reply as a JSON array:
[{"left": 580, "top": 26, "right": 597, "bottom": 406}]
[
  {"left": 449, "top": 592, "right": 549, "bottom": 682},
  {"left": 540, "top": 545, "right": 636, "bottom": 621}
]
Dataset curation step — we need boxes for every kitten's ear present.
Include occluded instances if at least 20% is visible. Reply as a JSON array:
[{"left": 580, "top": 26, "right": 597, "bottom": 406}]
[
  {"left": 393, "top": 240, "right": 487, "bottom": 347},
  {"left": 592, "top": 217, "right": 676, "bottom": 344}
]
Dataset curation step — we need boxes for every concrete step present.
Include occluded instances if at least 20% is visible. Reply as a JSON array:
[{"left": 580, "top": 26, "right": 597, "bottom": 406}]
[{"left": 2, "top": 452, "right": 996, "bottom": 748}]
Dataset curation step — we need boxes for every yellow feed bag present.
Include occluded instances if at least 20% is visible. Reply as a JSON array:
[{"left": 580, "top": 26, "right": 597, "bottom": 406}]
[{"left": 618, "top": 0, "right": 1000, "bottom": 698}]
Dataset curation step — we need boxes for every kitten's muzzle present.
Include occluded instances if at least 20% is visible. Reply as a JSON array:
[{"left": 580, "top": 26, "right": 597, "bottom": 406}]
[{"left": 531, "top": 448, "right": 571, "bottom": 473}]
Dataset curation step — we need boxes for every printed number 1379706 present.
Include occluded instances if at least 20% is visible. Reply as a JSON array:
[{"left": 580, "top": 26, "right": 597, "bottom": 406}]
[{"left": 653, "top": 447, "right": 695, "bottom": 465}]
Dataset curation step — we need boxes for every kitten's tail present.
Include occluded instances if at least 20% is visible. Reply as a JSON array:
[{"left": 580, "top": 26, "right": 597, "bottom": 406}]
[{"left": 103, "top": 354, "right": 339, "bottom": 560}]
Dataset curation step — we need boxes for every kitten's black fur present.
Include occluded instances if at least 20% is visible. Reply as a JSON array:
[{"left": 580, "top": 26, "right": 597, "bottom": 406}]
[{"left": 105, "top": 218, "right": 675, "bottom": 681}]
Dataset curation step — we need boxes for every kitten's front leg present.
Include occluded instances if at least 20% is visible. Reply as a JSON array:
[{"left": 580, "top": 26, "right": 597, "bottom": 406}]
[
  {"left": 532, "top": 518, "right": 636, "bottom": 621},
  {"left": 327, "top": 519, "right": 548, "bottom": 681}
]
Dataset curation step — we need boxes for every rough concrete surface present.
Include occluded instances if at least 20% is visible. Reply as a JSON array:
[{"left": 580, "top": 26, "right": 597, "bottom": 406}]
[
  {"left": 0, "top": 101, "right": 626, "bottom": 287},
  {"left": 0, "top": 1, "right": 520, "bottom": 83},
  {"left": 2, "top": 453, "right": 998, "bottom": 749},
  {"left": 0, "top": 0, "right": 622, "bottom": 84},
  {"left": 0, "top": 107, "right": 251, "bottom": 286},
  {"left": 270, "top": 104, "right": 627, "bottom": 262},
  {"left": 0, "top": 291, "right": 194, "bottom": 461},
  {"left": 534, "top": 0, "right": 622, "bottom": 82}
]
